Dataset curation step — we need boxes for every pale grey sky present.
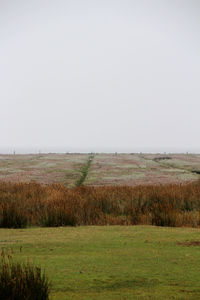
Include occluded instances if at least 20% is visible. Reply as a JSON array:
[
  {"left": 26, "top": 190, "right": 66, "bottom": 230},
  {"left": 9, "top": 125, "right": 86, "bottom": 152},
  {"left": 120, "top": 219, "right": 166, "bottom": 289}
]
[{"left": 1, "top": 0, "right": 200, "bottom": 153}]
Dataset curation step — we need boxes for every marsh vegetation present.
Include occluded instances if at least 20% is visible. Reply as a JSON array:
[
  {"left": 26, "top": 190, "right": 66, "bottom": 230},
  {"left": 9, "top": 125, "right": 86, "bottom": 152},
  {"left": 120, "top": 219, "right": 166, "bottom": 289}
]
[{"left": 1, "top": 180, "right": 200, "bottom": 228}]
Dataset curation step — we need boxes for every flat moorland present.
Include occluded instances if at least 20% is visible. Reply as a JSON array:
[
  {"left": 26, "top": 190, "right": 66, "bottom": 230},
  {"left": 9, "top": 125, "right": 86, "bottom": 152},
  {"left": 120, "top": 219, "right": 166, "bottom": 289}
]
[
  {"left": 0, "top": 153, "right": 200, "bottom": 186},
  {"left": 1, "top": 226, "right": 200, "bottom": 299},
  {"left": 1, "top": 155, "right": 200, "bottom": 299}
]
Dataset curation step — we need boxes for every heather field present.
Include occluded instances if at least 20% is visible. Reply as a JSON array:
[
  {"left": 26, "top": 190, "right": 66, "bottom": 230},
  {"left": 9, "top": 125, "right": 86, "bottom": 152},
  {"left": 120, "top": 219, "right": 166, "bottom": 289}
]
[{"left": 0, "top": 153, "right": 200, "bottom": 186}]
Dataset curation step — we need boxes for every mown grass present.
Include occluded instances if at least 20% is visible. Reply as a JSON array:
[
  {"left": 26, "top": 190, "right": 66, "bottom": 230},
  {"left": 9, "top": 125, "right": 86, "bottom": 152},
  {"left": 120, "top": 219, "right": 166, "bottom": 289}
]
[{"left": 1, "top": 226, "right": 200, "bottom": 299}]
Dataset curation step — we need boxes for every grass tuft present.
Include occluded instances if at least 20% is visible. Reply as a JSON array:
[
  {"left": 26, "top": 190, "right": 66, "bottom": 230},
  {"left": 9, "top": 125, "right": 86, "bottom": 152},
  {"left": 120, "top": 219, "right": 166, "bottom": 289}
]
[{"left": 0, "top": 249, "right": 51, "bottom": 300}]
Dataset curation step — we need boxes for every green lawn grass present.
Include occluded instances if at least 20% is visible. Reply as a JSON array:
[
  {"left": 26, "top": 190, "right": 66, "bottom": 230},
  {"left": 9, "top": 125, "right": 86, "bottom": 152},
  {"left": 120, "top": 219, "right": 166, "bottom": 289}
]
[{"left": 1, "top": 226, "right": 200, "bottom": 299}]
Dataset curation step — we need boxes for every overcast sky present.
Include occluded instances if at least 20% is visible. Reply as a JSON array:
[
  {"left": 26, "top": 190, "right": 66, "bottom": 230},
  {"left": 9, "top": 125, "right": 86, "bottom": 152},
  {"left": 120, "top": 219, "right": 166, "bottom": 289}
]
[{"left": 0, "top": 0, "right": 200, "bottom": 153}]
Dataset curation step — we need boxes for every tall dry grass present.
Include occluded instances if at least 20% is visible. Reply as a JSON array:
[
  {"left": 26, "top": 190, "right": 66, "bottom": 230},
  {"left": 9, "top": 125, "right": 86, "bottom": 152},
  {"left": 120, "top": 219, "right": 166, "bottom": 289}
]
[{"left": 0, "top": 181, "right": 200, "bottom": 227}]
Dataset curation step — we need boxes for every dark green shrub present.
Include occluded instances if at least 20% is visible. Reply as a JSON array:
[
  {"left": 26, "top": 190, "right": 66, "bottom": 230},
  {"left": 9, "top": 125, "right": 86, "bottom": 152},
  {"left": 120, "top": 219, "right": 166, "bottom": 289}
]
[{"left": 0, "top": 250, "right": 51, "bottom": 300}]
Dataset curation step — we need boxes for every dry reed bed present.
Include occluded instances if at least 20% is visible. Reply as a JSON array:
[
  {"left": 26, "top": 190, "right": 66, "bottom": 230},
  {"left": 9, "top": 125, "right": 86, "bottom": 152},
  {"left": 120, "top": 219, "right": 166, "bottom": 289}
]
[{"left": 0, "top": 181, "right": 200, "bottom": 228}]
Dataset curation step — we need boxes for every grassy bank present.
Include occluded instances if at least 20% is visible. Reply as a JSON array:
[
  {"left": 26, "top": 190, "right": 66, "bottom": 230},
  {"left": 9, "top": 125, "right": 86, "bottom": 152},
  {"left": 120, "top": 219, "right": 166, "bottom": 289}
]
[{"left": 1, "top": 226, "right": 200, "bottom": 299}]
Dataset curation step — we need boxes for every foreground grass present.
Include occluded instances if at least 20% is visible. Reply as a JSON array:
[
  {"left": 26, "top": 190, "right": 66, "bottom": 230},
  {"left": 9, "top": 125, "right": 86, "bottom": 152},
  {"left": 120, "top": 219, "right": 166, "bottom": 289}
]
[{"left": 0, "top": 226, "right": 200, "bottom": 299}]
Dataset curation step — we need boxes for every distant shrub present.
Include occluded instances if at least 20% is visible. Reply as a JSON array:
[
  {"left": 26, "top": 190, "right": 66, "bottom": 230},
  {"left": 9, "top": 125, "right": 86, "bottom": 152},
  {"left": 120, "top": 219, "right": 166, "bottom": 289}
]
[
  {"left": 192, "top": 170, "right": 200, "bottom": 175},
  {"left": 153, "top": 156, "right": 172, "bottom": 161},
  {"left": 0, "top": 250, "right": 51, "bottom": 300}
]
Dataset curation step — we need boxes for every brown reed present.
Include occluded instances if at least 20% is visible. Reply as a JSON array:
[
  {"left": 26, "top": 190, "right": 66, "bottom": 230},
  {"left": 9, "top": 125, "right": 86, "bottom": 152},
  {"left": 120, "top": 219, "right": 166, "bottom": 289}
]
[{"left": 0, "top": 181, "right": 200, "bottom": 228}]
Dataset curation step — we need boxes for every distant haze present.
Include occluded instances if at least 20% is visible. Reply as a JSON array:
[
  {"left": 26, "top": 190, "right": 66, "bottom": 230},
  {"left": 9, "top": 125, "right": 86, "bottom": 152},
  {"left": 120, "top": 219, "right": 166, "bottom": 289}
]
[{"left": 1, "top": 0, "right": 200, "bottom": 153}]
